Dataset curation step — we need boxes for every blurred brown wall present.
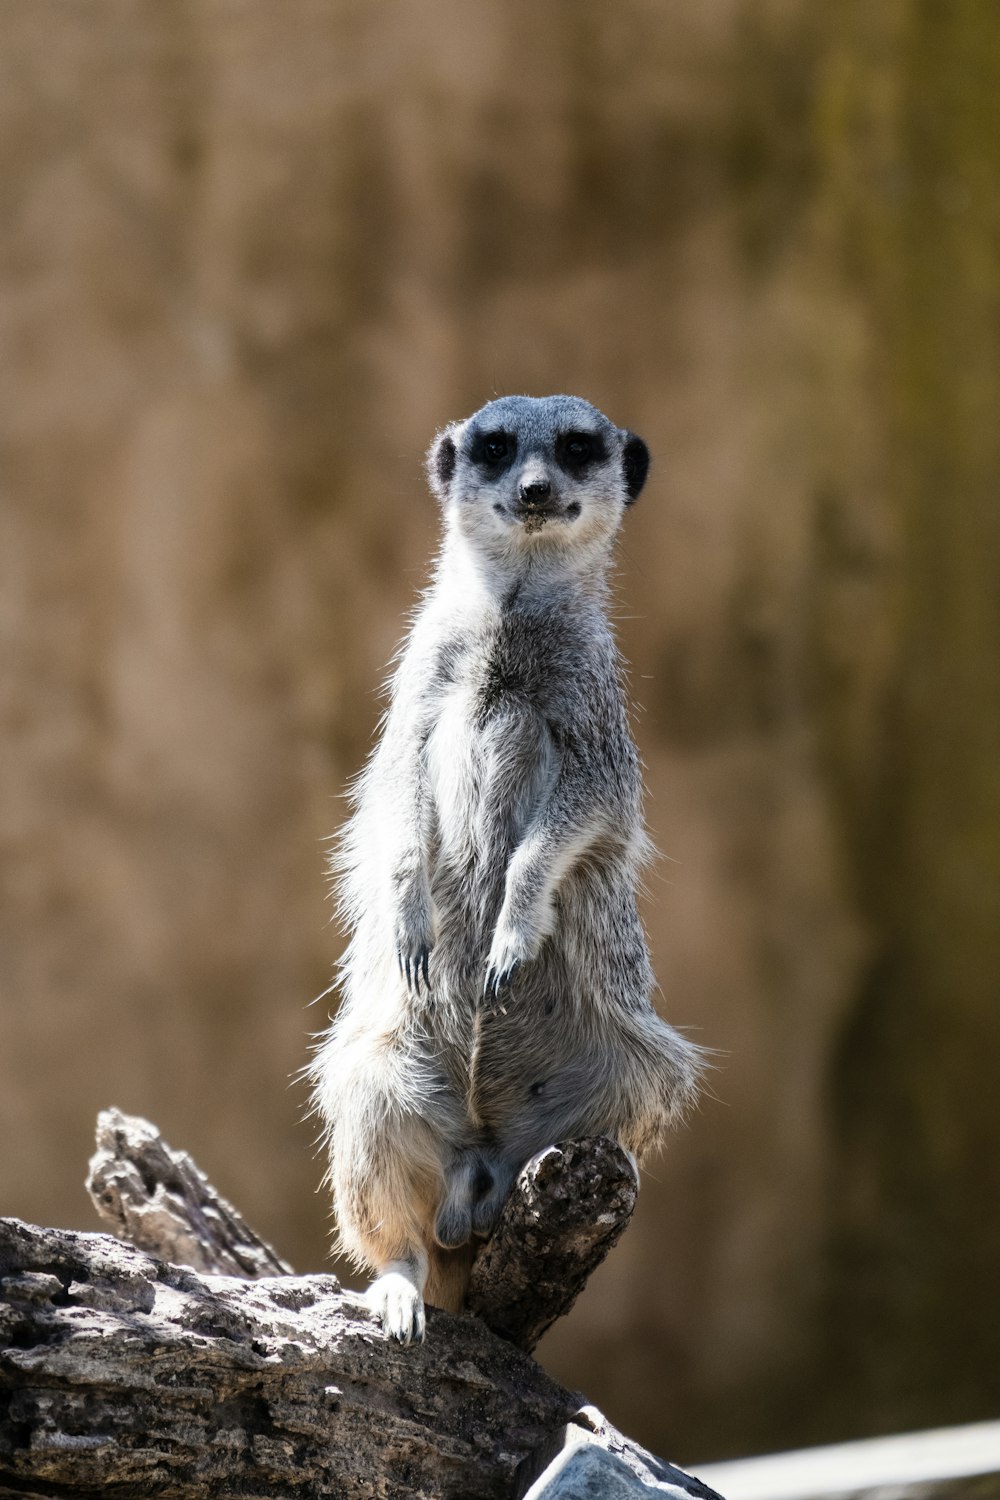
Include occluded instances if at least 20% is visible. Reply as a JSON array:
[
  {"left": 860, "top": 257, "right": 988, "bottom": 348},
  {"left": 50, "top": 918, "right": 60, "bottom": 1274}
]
[{"left": 2, "top": 0, "right": 998, "bottom": 1463}]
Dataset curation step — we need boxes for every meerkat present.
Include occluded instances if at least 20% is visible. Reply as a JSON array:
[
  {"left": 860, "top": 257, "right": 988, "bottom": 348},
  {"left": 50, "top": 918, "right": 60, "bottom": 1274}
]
[{"left": 311, "top": 394, "right": 702, "bottom": 1344}]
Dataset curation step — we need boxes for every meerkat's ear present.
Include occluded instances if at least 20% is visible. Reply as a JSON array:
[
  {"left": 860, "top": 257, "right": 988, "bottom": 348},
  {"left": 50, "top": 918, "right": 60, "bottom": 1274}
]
[
  {"left": 426, "top": 423, "right": 459, "bottom": 504},
  {"left": 622, "top": 432, "right": 650, "bottom": 505}
]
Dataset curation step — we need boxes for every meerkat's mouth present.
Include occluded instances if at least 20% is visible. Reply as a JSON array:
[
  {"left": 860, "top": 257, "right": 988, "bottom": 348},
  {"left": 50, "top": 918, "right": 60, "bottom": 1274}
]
[{"left": 508, "top": 500, "right": 582, "bottom": 531}]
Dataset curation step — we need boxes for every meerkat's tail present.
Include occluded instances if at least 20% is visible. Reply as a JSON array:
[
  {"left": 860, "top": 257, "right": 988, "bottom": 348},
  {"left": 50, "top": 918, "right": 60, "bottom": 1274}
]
[{"left": 425, "top": 1242, "right": 476, "bottom": 1314}]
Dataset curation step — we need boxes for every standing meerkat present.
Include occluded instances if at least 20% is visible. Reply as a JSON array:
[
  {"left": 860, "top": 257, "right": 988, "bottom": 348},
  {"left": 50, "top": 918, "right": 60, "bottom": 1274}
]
[{"left": 311, "top": 394, "right": 702, "bottom": 1343}]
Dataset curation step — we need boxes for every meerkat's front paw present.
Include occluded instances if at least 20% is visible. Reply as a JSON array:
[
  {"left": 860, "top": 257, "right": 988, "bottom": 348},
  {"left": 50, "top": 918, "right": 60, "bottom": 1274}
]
[
  {"left": 366, "top": 1270, "right": 426, "bottom": 1345},
  {"left": 392, "top": 873, "right": 434, "bottom": 995}
]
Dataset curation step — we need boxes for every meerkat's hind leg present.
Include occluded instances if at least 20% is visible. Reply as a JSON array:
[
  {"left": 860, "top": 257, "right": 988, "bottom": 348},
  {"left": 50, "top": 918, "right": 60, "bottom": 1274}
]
[
  {"left": 425, "top": 1242, "right": 476, "bottom": 1314},
  {"left": 365, "top": 1246, "right": 429, "bottom": 1344}
]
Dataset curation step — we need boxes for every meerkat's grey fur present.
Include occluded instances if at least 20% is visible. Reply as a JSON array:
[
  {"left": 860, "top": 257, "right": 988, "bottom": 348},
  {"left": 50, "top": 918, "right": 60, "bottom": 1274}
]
[{"left": 311, "top": 394, "right": 702, "bottom": 1344}]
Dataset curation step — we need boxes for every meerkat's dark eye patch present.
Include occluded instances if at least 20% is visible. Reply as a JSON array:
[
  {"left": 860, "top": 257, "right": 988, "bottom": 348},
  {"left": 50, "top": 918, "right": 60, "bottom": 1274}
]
[
  {"left": 471, "top": 430, "right": 516, "bottom": 469},
  {"left": 556, "top": 429, "right": 607, "bottom": 474}
]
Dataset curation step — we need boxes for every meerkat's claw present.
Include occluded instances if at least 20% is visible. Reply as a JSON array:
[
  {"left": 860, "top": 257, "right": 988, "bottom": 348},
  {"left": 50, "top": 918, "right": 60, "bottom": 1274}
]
[
  {"left": 397, "top": 943, "right": 432, "bottom": 997},
  {"left": 483, "top": 957, "right": 521, "bottom": 1000}
]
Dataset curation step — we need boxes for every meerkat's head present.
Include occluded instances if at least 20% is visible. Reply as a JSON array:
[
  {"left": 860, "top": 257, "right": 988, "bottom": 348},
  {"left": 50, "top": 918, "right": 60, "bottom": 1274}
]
[{"left": 426, "top": 395, "right": 649, "bottom": 575}]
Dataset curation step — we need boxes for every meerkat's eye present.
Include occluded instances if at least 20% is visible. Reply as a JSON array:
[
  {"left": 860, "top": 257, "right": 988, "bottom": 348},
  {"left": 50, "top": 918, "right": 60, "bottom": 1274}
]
[
  {"left": 558, "top": 430, "right": 605, "bottom": 471},
  {"left": 472, "top": 431, "right": 513, "bottom": 468}
]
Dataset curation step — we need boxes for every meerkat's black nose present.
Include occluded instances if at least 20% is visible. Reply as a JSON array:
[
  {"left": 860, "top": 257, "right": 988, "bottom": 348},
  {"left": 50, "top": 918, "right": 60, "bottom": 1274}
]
[{"left": 519, "top": 479, "right": 551, "bottom": 504}]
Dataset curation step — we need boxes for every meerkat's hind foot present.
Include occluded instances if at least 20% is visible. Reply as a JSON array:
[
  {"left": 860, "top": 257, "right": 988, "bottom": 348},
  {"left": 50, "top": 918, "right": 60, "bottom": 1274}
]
[
  {"left": 434, "top": 1197, "right": 472, "bottom": 1251},
  {"left": 365, "top": 1259, "right": 427, "bottom": 1345},
  {"left": 470, "top": 1159, "right": 515, "bottom": 1239},
  {"left": 435, "top": 1151, "right": 513, "bottom": 1246},
  {"left": 434, "top": 1149, "right": 486, "bottom": 1249}
]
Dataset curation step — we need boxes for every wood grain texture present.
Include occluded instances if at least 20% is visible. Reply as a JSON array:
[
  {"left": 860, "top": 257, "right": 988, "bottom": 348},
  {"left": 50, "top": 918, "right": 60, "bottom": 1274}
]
[
  {"left": 85, "top": 1112, "right": 639, "bottom": 1352},
  {"left": 87, "top": 1107, "right": 293, "bottom": 1280}
]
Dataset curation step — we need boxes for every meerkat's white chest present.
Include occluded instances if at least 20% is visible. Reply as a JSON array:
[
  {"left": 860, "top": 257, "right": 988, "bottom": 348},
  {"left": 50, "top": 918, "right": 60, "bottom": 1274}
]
[
  {"left": 425, "top": 682, "right": 483, "bottom": 860},
  {"left": 424, "top": 675, "right": 554, "bottom": 868}
]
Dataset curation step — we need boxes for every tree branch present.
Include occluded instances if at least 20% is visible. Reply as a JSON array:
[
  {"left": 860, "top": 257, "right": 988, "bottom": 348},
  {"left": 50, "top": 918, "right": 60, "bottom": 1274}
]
[
  {"left": 87, "top": 1107, "right": 292, "bottom": 1280},
  {"left": 467, "top": 1136, "right": 638, "bottom": 1352}
]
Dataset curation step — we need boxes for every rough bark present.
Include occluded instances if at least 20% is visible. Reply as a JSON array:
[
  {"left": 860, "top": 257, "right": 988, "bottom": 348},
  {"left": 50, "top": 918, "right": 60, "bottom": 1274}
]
[
  {"left": 0, "top": 1214, "right": 719, "bottom": 1499},
  {"left": 0, "top": 1215, "right": 568, "bottom": 1499},
  {"left": 467, "top": 1137, "right": 638, "bottom": 1352},
  {"left": 87, "top": 1108, "right": 293, "bottom": 1281}
]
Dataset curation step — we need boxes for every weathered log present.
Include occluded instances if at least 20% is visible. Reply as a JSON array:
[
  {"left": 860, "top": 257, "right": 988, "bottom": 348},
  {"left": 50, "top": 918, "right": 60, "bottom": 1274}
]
[
  {"left": 0, "top": 1217, "right": 719, "bottom": 1499},
  {"left": 0, "top": 1114, "right": 722, "bottom": 1498},
  {"left": 0, "top": 1215, "right": 566, "bottom": 1498}
]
